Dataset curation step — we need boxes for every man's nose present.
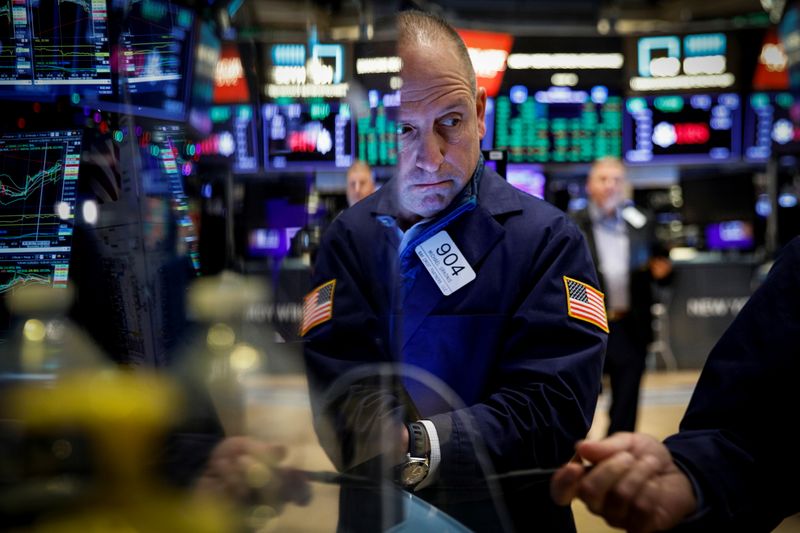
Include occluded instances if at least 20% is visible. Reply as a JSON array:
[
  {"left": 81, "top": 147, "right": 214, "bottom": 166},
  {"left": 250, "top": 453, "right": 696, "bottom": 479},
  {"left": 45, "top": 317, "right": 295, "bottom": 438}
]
[{"left": 416, "top": 131, "right": 445, "bottom": 173}]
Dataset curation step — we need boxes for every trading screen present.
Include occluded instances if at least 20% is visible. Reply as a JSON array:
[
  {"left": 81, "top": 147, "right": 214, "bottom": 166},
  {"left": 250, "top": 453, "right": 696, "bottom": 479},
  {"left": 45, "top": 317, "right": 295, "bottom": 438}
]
[
  {"left": 623, "top": 93, "right": 741, "bottom": 164},
  {"left": 744, "top": 92, "right": 800, "bottom": 161},
  {"left": 117, "top": 0, "right": 194, "bottom": 118},
  {"left": 491, "top": 86, "right": 622, "bottom": 164},
  {"left": 0, "top": 0, "right": 111, "bottom": 91},
  {"left": 263, "top": 100, "right": 353, "bottom": 170},
  {"left": 0, "top": 130, "right": 81, "bottom": 293}
]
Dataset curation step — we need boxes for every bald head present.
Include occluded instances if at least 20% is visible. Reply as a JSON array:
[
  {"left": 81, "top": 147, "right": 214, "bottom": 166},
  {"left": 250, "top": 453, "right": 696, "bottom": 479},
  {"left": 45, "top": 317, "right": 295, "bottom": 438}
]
[{"left": 396, "top": 10, "right": 477, "bottom": 97}]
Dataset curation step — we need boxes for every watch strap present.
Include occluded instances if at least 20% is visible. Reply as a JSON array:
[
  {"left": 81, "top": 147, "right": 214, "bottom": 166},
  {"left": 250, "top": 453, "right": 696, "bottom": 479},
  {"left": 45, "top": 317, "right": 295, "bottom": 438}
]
[{"left": 407, "top": 421, "right": 430, "bottom": 458}]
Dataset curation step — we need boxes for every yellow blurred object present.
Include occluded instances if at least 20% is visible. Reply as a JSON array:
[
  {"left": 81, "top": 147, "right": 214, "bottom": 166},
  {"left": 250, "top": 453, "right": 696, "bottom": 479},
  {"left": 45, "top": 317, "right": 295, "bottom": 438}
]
[
  {"left": 180, "top": 271, "right": 269, "bottom": 436},
  {"left": 7, "top": 370, "right": 235, "bottom": 532}
]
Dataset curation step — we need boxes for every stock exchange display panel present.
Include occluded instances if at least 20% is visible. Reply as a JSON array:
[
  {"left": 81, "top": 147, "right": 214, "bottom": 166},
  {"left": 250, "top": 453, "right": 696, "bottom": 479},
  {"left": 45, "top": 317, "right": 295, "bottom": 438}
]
[
  {"left": 491, "top": 86, "right": 622, "bottom": 163},
  {"left": 744, "top": 91, "right": 800, "bottom": 161},
  {"left": 623, "top": 93, "right": 741, "bottom": 164},
  {"left": 0, "top": 0, "right": 111, "bottom": 97},
  {"left": 356, "top": 90, "right": 398, "bottom": 167},
  {"left": 0, "top": 130, "right": 81, "bottom": 293},
  {"left": 115, "top": 0, "right": 194, "bottom": 119},
  {"left": 263, "top": 100, "right": 353, "bottom": 170},
  {"left": 201, "top": 105, "right": 259, "bottom": 173}
]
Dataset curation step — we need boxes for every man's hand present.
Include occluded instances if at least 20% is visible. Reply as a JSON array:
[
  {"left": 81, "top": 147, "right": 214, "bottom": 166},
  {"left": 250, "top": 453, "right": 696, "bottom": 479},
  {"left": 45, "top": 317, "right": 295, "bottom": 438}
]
[
  {"left": 195, "top": 436, "right": 311, "bottom": 508},
  {"left": 550, "top": 432, "right": 697, "bottom": 533}
]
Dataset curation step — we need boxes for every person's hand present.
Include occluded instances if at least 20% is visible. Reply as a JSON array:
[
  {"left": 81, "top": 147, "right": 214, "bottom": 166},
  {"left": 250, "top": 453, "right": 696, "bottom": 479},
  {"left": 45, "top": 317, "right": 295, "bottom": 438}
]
[
  {"left": 195, "top": 436, "right": 311, "bottom": 508},
  {"left": 550, "top": 432, "right": 697, "bottom": 533}
]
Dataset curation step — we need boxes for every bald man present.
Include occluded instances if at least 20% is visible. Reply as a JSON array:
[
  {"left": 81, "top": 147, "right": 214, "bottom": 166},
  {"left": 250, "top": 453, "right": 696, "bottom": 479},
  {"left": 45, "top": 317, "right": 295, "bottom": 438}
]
[{"left": 301, "top": 11, "right": 606, "bottom": 532}]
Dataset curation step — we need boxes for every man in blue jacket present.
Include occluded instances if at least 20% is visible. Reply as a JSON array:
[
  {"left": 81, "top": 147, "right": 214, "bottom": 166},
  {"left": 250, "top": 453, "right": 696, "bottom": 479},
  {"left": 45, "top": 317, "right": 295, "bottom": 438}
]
[
  {"left": 302, "top": 10, "right": 607, "bottom": 532},
  {"left": 551, "top": 236, "right": 800, "bottom": 532}
]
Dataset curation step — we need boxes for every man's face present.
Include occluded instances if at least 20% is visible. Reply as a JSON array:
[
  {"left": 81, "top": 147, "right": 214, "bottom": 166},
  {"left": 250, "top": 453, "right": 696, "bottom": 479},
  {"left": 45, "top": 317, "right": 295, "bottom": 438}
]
[
  {"left": 586, "top": 161, "right": 626, "bottom": 213},
  {"left": 346, "top": 167, "right": 375, "bottom": 206},
  {"left": 396, "top": 39, "right": 486, "bottom": 224}
]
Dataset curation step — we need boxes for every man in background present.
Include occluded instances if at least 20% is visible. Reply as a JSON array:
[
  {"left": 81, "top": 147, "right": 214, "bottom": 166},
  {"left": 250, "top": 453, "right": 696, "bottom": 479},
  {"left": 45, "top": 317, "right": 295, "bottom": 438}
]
[
  {"left": 345, "top": 160, "right": 376, "bottom": 207},
  {"left": 571, "top": 157, "right": 671, "bottom": 434}
]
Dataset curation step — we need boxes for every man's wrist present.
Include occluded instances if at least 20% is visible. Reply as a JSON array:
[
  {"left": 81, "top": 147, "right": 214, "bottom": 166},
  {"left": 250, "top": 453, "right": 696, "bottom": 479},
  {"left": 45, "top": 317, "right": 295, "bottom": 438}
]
[{"left": 396, "top": 422, "right": 431, "bottom": 489}]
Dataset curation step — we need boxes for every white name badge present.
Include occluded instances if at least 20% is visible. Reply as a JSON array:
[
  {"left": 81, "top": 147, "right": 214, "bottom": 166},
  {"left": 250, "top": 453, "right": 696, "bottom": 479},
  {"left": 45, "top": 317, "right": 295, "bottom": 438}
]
[{"left": 415, "top": 231, "right": 476, "bottom": 296}]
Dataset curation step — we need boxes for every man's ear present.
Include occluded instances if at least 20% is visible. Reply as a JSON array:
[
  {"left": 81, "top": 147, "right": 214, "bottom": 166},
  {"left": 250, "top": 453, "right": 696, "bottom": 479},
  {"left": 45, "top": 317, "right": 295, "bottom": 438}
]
[{"left": 475, "top": 87, "right": 487, "bottom": 140}]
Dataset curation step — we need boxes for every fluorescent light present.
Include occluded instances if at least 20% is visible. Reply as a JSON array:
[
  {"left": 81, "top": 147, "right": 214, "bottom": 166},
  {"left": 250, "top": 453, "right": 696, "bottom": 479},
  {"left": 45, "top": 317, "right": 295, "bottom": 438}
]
[{"left": 507, "top": 53, "right": 624, "bottom": 70}]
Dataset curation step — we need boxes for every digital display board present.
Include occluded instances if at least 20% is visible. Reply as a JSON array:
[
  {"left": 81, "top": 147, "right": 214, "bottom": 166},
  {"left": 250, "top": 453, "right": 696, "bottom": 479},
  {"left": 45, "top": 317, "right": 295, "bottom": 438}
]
[
  {"left": 625, "top": 32, "right": 740, "bottom": 94},
  {"left": 263, "top": 100, "right": 353, "bottom": 170},
  {"left": 116, "top": 0, "right": 195, "bottom": 120},
  {"left": 0, "top": 130, "right": 81, "bottom": 292},
  {"left": 196, "top": 105, "right": 259, "bottom": 173},
  {"left": 705, "top": 220, "right": 754, "bottom": 250},
  {"left": 744, "top": 91, "right": 800, "bottom": 161},
  {"left": 623, "top": 93, "right": 741, "bottom": 164},
  {"left": 356, "top": 90, "right": 398, "bottom": 167},
  {"left": 492, "top": 86, "right": 622, "bottom": 163}
]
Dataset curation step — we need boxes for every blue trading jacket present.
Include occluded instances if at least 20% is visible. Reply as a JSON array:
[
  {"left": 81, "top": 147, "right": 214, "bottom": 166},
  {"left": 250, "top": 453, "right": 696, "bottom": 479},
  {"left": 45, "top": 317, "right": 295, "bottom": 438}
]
[
  {"left": 303, "top": 165, "right": 606, "bottom": 532},
  {"left": 665, "top": 236, "right": 800, "bottom": 532}
]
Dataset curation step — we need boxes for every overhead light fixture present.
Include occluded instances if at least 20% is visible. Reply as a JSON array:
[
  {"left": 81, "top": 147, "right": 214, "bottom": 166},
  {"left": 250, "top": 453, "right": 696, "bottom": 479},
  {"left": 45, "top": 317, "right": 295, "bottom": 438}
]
[
  {"left": 506, "top": 53, "right": 624, "bottom": 70},
  {"left": 629, "top": 73, "right": 735, "bottom": 91},
  {"left": 551, "top": 73, "right": 579, "bottom": 86}
]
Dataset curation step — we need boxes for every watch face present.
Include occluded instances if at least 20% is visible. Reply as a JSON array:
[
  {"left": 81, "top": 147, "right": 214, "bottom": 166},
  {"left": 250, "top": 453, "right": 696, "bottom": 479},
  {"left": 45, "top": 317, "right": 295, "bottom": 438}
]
[{"left": 401, "top": 461, "right": 429, "bottom": 486}]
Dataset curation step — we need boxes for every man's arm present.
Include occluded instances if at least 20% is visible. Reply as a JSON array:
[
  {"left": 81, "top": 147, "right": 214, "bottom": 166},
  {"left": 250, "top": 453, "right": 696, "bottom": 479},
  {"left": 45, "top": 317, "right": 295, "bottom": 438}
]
[{"left": 302, "top": 216, "right": 410, "bottom": 473}]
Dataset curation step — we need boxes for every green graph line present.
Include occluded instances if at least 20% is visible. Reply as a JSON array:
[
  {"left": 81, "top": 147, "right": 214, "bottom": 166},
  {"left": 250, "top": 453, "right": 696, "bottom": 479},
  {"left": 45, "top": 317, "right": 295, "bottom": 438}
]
[
  {"left": 0, "top": 273, "right": 53, "bottom": 294},
  {"left": 0, "top": 3, "right": 11, "bottom": 26},
  {"left": 0, "top": 160, "right": 63, "bottom": 206}
]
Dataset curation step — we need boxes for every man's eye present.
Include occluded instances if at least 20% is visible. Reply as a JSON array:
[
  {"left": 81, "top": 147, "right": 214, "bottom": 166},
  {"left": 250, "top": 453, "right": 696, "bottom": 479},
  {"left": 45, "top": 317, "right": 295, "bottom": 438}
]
[
  {"left": 398, "top": 124, "right": 414, "bottom": 136},
  {"left": 440, "top": 117, "right": 461, "bottom": 127}
]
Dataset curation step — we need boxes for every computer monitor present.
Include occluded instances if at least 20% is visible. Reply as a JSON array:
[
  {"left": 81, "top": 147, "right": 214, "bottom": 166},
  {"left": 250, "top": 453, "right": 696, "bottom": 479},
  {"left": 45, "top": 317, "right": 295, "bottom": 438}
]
[
  {"left": 113, "top": 0, "right": 195, "bottom": 120},
  {"left": 0, "top": 0, "right": 112, "bottom": 99},
  {"left": 238, "top": 174, "right": 311, "bottom": 259},
  {"left": 0, "top": 130, "right": 82, "bottom": 293},
  {"left": 198, "top": 105, "right": 259, "bottom": 174},
  {"left": 744, "top": 92, "right": 800, "bottom": 161},
  {"left": 506, "top": 163, "right": 546, "bottom": 199},
  {"left": 263, "top": 101, "right": 354, "bottom": 170},
  {"left": 704, "top": 221, "right": 755, "bottom": 250},
  {"left": 623, "top": 93, "right": 742, "bottom": 164}
]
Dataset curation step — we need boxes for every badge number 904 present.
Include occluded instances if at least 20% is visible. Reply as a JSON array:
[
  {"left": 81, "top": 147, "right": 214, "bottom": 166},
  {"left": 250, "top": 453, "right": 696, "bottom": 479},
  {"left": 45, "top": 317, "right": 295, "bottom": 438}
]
[{"left": 415, "top": 231, "right": 476, "bottom": 296}]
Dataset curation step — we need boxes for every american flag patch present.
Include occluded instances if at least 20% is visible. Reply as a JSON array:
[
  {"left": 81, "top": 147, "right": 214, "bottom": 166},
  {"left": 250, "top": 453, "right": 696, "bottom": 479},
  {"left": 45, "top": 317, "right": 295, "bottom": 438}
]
[
  {"left": 300, "top": 279, "right": 336, "bottom": 336},
  {"left": 563, "top": 276, "right": 609, "bottom": 333}
]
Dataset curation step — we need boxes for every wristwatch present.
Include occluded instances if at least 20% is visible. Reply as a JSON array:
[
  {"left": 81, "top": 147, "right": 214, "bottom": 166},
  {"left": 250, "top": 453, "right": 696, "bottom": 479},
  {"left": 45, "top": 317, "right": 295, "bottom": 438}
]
[{"left": 397, "top": 422, "right": 430, "bottom": 489}]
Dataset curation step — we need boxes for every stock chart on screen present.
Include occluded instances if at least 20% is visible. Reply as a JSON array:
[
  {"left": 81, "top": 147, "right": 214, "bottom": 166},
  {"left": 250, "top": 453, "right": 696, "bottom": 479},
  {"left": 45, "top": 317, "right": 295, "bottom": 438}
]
[
  {"left": 0, "top": 130, "right": 81, "bottom": 293},
  {"left": 0, "top": 0, "right": 111, "bottom": 91},
  {"left": 118, "top": 0, "right": 193, "bottom": 119}
]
